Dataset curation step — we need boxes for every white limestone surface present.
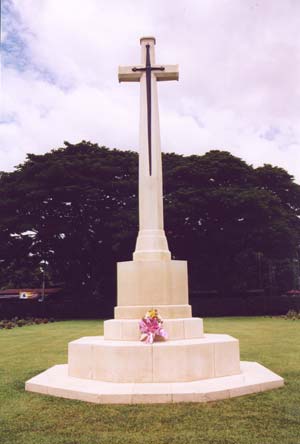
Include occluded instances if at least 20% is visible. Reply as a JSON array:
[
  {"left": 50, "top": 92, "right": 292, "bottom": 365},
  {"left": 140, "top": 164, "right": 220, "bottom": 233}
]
[{"left": 25, "top": 361, "right": 284, "bottom": 404}]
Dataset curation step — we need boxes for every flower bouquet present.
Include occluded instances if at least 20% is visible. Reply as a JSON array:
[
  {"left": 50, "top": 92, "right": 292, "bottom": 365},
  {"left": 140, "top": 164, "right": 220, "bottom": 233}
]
[{"left": 139, "top": 309, "right": 168, "bottom": 344}]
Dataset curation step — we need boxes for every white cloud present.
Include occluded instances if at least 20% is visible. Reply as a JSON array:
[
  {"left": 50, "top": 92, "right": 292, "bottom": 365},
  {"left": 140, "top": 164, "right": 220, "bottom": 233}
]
[{"left": 1, "top": 0, "right": 300, "bottom": 183}]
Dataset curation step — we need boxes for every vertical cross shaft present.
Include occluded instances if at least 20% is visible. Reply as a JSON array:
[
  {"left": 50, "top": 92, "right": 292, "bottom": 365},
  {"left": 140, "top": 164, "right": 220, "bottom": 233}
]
[{"left": 118, "top": 37, "right": 179, "bottom": 261}]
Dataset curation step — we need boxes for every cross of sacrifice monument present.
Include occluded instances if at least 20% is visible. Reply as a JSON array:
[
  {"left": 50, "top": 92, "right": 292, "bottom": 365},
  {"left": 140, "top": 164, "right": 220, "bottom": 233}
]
[{"left": 25, "top": 37, "right": 283, "bottom": 404}]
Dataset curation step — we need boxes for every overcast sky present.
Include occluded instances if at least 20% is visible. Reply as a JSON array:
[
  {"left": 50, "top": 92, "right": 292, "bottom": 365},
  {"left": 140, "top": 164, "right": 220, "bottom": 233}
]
[{"left": 1, "top": 0, "right": 300, "bottom": 183}]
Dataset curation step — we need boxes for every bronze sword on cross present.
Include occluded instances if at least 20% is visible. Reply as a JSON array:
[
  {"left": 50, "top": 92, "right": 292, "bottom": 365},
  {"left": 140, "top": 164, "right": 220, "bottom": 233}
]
[
  {"left": 131, "top": 44, "right": 165, "bottom": 175},
  {"left": 118, "top": 38, "right": 179, "bottom": 177}
]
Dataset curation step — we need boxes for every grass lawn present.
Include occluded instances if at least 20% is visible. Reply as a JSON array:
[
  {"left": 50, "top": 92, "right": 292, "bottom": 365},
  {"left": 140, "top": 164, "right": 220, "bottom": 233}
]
[{"left": 0, "top": 317, "right": 299, "bottom": 444}]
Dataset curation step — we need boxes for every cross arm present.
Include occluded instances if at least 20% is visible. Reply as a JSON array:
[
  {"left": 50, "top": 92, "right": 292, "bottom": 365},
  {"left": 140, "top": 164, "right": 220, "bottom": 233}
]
[
  {"left": 155, "top": 65, "right": 179, "bottom": 81},
  {"left": 119, "top": 64, "right": 179, "bottom": 82},
  {"left": 118, "top": 65, "right": 143, "bottom": 82}
]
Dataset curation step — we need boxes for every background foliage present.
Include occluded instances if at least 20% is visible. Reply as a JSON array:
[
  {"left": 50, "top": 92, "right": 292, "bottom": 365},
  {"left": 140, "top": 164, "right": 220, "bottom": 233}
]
[{"left": 0, "top": 141, "right": 300, "bottom": 316}]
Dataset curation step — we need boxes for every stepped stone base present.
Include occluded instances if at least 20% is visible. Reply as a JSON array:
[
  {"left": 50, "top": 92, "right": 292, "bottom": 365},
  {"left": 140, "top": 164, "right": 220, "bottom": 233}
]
[
  {"left": 25, "top": 361, "right": 284, "bottom": 404},
  {"left": 68, "top": 334, "right": 240, "bottom": 383},
  {"left": 104, "top": 317, "right": 203, "bottom": 340}
]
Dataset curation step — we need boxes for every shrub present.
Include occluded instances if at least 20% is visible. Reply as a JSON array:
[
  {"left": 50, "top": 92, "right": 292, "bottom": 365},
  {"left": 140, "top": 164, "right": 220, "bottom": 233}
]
[
  {"left": 0, "top": 316, "right": 55, "bottom": 330},
  {"left": 285, "top": 309, "right": 300, "bottom": 320},
  {"left": 5, "top": 322, "right": 14, "bottom": 329}
]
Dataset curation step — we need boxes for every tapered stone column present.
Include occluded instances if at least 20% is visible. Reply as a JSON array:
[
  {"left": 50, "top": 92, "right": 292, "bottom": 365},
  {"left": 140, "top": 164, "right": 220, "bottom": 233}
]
[
  {"left": 116, "top": 37, "right": 189, "bottom": 319},
  {"left": 133, "top": 37, "right": 171, "bottom": 261},
  {"left": 120, "top": 37, "right": 178, "bottom": 261}
]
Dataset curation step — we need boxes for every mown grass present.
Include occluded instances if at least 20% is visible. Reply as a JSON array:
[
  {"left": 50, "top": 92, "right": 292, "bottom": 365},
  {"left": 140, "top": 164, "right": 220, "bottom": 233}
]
[{"left": 0, "top": 317, "right": 299, "bottom": 444}]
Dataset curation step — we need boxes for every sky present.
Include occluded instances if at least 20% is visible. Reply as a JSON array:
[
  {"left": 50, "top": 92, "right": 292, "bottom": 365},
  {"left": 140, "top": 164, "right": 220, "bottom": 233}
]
[{"left": 1, "top": 0, "right": 300, "bottom": 183}]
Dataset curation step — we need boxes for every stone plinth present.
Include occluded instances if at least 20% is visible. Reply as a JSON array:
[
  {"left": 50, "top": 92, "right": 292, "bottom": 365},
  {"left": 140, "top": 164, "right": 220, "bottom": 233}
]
[
  {"left": 117, "top": 260, "right": 188, "bottom": 307},
  {"left": 115, "top": 259, "right": 192, "bottom": 319}
]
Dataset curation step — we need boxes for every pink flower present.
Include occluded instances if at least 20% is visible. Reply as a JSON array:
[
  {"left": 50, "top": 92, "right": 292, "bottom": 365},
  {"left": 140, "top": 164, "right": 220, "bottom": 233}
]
[{"left": 139, "top": 313, "right": 168, "bottom": 343}]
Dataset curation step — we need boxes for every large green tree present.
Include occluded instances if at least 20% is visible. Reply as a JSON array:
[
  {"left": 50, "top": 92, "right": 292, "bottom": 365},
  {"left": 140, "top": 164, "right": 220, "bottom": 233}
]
[
  {"left": 0, "top": 142, "right": 299, "bottom": 309},
  {"left": 163, "top": 151, "right": 300, "bottom": 293},
  {"left": 0, "top": 142, "right": 138, "bottom": 308}
]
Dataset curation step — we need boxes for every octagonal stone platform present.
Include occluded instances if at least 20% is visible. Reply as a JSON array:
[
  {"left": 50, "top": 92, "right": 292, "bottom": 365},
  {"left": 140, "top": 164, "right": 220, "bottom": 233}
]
[{"left": 26, "top": 361, "right": 284, "bottom": 404}]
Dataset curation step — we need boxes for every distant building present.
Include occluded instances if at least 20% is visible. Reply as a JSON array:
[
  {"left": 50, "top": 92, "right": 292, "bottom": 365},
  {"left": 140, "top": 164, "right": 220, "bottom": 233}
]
[{"left": 0, "top": 288, "right": 62, "bottom": 301}]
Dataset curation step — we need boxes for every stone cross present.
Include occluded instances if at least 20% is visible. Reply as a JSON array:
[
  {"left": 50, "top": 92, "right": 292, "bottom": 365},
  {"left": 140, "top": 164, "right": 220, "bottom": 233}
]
[{"left": 119, "top": 37, "right": 179, "bottom": 261}]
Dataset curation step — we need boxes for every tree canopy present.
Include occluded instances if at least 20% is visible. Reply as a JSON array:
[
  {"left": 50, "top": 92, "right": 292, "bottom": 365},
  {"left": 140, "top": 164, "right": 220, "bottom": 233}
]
[{"left": 0, "top": 141, "right": 299, "bottom": 308}]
